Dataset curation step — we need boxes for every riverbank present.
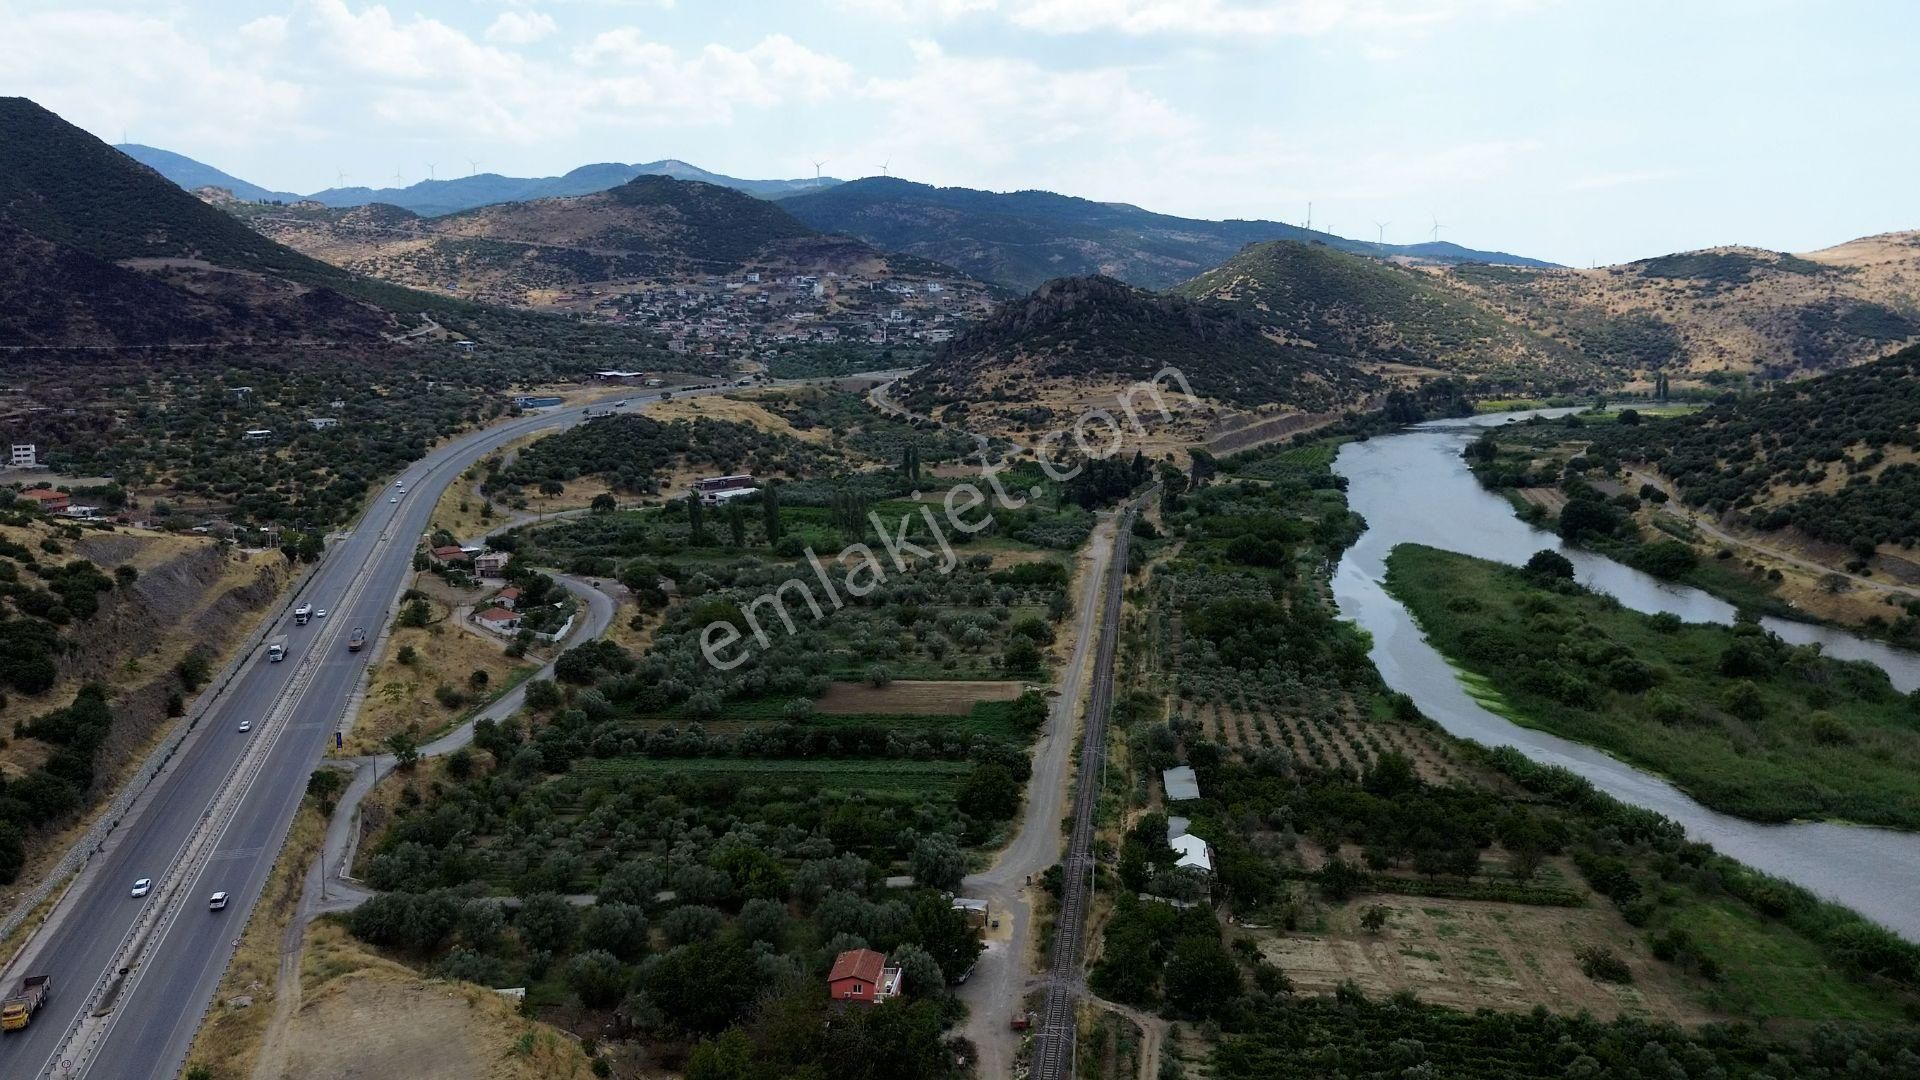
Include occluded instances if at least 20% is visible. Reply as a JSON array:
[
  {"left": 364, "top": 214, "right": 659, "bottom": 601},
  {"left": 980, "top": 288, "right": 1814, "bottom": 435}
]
[{"left": 1386, "top": 543, "right": 1920, "bottom": 830}]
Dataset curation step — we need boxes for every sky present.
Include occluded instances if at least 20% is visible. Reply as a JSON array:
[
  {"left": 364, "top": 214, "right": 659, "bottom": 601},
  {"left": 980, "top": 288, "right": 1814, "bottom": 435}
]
[{"left": 3, "top": 0, "right": 1915, "bottom": 266}]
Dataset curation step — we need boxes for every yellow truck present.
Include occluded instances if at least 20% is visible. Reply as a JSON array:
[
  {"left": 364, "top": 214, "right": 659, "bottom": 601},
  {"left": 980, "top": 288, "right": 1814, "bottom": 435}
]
[{"left": 2, "top": 974, "right": 50, "bottom": 1031}]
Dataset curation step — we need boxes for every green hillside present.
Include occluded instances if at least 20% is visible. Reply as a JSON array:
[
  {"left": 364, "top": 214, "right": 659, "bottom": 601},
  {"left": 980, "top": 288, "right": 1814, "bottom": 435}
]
[
  {"left": 1174, "top": 240, "right": 1594, "bottom": 386},
  {"left": 901, "top": 274, "right": 1377, "bottom": 411}
]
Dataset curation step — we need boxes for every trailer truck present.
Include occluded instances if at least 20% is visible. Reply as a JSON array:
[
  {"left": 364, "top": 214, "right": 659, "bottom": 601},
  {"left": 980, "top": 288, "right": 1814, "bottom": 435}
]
[
  {"left": 294, "top": 603, "right": 313, "bottom": 625},
  {"left": 268, "top": 635, "right": 289, "bottom": 662},
  {"left": 2, "top": 975, "right": 50, "bottom": 1031}
]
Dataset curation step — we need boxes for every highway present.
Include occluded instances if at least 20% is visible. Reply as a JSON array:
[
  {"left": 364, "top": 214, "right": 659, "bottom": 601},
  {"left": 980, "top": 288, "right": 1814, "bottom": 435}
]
[{"left": 0, "top": 388, "right": 696, "bottom": 1078}]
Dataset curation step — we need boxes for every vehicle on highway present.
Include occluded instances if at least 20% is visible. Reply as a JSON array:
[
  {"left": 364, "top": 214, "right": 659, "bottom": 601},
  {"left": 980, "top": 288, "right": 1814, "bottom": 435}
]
[
  {"left": 294, "top": 602, "right": 313, "bottom": 625},
  {"left": 348, "top": 627, "right": 367, "bottom": 652},
  {"left": 267, "top": 635, "right": 288, "bottom": 662},
  {"left": 389, "top": 496, "right": 398, "bottom": 503},
  {"left": 395, "top": 480, "right": 404, "bottom": 487},
  {"left": 238, "top": 720, "right": 252, "bottom": 733},
  {"left": 317, "top": 608, "right": 328, "bottom": 618},
  {"left": 130, "top": 878, "right": 152, "bottom": 898},
  {"left": 208, "top": 892, "right": 229, "bottom": 911},
  {"left": 1, "top": 975, "right": 51, "bottom": 1031}
]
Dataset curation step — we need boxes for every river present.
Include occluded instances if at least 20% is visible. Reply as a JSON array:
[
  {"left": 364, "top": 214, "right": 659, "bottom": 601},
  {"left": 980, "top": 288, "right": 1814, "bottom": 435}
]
[{"left": 1332, "top": 409, "right": 1920, "bottom": 941}]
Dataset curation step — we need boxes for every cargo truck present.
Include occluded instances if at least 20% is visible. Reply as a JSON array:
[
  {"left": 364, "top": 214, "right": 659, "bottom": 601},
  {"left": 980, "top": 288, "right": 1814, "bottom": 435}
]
[
  {"left": 268, "top": 635, "right": 289, "bottom": 662},
  {"left": 294, "top": 603, "right": 313, "bottom": 625},
  {"left": 2, "top": 975, "right": 50, "bottom": 1031}
]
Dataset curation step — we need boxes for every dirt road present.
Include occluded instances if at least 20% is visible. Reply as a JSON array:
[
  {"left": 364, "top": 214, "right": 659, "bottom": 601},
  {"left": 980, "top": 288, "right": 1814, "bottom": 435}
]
[{"left": 955, "top": 510, "right": 1120, "bottom": 1078}]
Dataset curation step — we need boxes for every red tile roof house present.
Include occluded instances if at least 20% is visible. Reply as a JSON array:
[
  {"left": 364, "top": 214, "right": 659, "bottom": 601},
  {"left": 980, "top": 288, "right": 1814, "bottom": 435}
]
[
  {"left": 431, "top": 545, "right": 470, "bottom": 564},
  {"left": 474, "top": 607, "right": 520, "bottom": 634},
  {"left": 828, "top": 948, "right": 903, "bottom": 1006},
  {"left": 493, "top": 587, "right": 523, "bottom": 611},
  {"left": 17, "top": 488, "right": 69, "bottom": 513}
]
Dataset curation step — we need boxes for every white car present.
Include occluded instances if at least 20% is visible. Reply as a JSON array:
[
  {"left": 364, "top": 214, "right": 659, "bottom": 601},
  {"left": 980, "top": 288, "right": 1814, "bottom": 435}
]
[
  {"left": 395, "top": 480, "right": 405, "bottom": 487},
  {"left": 316, "top": 609, "right": 328, "bottom": 618},
  {"left": 208, "top": 892, "right": 229, "bottom": 911},
  {"left": 238, "top": 720, "right": 252, "bottom": 733},
  {"left": 130, "top": 878, "right": 152, "bottom": 899},
  {"left": 390, "top": 496, "right": 399, "bottom": 504}
]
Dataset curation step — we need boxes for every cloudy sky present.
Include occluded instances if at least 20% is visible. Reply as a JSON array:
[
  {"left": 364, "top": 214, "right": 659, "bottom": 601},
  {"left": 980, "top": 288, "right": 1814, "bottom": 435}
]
[{"left": 5, "top": 0, "right": 1914, "bottom": 265}]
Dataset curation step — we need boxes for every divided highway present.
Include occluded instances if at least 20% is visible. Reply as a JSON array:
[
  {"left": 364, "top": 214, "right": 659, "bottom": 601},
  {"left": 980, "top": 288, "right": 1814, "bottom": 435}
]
[{"left": 0, "top": 389, "right": 695, "bottom": 1078}]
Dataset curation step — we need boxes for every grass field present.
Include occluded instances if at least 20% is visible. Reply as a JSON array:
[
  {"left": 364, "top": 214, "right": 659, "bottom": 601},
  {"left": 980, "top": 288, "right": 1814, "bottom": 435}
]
[
  {"left": 1386, "top": 543, "right": 1920, "bottom": 828},
  {"left": 570, "top": 756, "right": 971, "bottom": 794}
]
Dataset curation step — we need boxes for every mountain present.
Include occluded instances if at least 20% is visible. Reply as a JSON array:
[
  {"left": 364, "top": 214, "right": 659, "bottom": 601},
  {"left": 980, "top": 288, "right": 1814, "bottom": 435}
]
[
  {"left": 226, "top": 174, "right": 972, "bottom": 308},
  {"left": 898, "top": 275, "right": 1378, "bottom": 427},
  {"left": 2, "top": 99, "right": 656, "bottom": 352},
  {"left": 119, "top": 143, "right": 841, "bottom": 217},
  {"left": 1174, "top": 240, "right": 1594, "bottom": 386},
  {"left": 0, "top": 100, "right": 410, "bottom": 345},
  {"left": 113, "top": 143, "right": 304, "bottom": 204},
  {"left": 1435, "top": 235, "right": 1920, "bottom": 380},
  {"left": 774, "top": 178, "right": 1554, "bottom": 292}
]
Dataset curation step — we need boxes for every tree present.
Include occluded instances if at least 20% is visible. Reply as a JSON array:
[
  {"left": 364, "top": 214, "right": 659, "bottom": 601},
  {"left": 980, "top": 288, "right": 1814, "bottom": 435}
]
[
  {"left": 591, "top": 493, "right": 617, "bottom": 513},
  {"left": 687, "top": 493, "right": 707, "bottom": 545},
  {"left": 735, "top": 897, "right": 788, "bottom": 947},
  {"left": 760, "top": 484, "right": 782, "bottom": 542},
  {"left": 646, "top": 938, "right": 762, "bottom": 1035},
  {"left": 516, "top": 893, "right": 579, "bottom": 953},
  {"left": 1001, "top": 637, "right": 1043, "bottom": 675},
  {"left": 1523, "top": 549, "right": 1575, "bottom": 582},
  {"left": 385, "top": 731, "right": 420, "bottom": 770},
  {"left": 909, "top": 833, "right": 968, "bottom": 892},
  {"left": 890, "top": 941, "right": 946, "bottom": 997},
  {"left": 580, "top": 902, "right": 650, "bottom": 961},
  {"left": 728, "top": 503, "right": 746, "bottom": 547},
  {"left": 1164, "top": 932, "right": 1240, "bottom": 1018},
  {"left": 565, "top": 949, "right": 630, "bottom": 1009},
  {"left": 1360, "top": 905, "right": 1389, "bottom": 933},
  {"left": 957, "top": 762, "right": 1020, "bottom": 822}
]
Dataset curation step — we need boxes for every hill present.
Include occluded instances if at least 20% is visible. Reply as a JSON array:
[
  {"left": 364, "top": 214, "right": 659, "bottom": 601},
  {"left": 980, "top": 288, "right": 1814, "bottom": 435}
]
[
  {"left": 228, "top": 175, "right": 982, "bottom": 310},
  {"left": 0, "top": 99, "right": 414, "bottom": 346},
  {"left": 897, "top": 275, "right": 1378, "bottom": 434},
  {"left": 1587, "top": 342, "right": 1920, "bottom": 554},
  {"left": 120, "top": 143, "right": 840, "bottom": 216},
  {"left": 774, "top": 178, "right": 1553, "bottom": 292},
  {"left": 1174, "top": 240, "right": 1593, "bottom": 387},
  {"left": 1437, "top": 236, "right": 1920, "bottom": 380}
]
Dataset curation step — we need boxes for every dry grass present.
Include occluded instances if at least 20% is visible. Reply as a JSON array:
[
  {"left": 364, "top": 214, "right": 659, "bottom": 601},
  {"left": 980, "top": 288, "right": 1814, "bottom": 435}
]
[
  {"left": 342, "top": 588, "right": 535, "bottom": 756},
  {"left": 267, "top": 921, "right": 594, "bottom": 1080},
  {"left": 815, "top": 679, "right": 1027, "bottom": 715},
  {"left": 185, "top": 804, "right": 327, "bottom": 1080},
  {"left": 1254, "top": 889, "right": 1718, "bottom": 1023}
]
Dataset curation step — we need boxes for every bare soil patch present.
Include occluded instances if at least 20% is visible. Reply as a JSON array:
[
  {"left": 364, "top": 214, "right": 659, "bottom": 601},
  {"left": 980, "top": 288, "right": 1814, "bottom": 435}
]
[
  {"left": 816, "top": 679, "right": 1026, "bottom": 715},
  {"left": 1255, "top": 894, "right": 1716, "bottom": 1024},
  {"left": 265, "top": 921, "right": 591, "bottom": 1080}
]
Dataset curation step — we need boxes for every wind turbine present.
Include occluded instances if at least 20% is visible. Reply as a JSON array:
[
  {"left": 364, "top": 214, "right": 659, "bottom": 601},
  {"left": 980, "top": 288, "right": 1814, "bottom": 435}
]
[
  {"left": 336, "top": 168, "right": 348, "bottom": 189},
  {"left": 1305, "top": 201, "right": 1313, "bottom": 232},
  {"left": 812, "top": 159, "right": 827, "bottom": 186},
  {"left": 880, "top": 159, "right": 890, "bottom": 178},
  {"left": 1430, "top": 215, "right": 1443, "bottom": 243},
  {"left": 393, "top": 167, "right": 404, "bottom": 188},
  {"left": 468, "top": 159, "right": 480, "bottom": 177},
  {"left": 426, "top": 162, "right": 436, "bottom": 181},
  {"left": 1374, "top": 220, "right": 1390, "bottom": 245}
]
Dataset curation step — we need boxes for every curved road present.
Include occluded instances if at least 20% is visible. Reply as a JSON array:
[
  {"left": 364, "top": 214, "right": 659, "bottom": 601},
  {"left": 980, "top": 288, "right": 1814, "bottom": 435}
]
[{"left": 0, "top": 388, "right": 708, "bottom": 1079}]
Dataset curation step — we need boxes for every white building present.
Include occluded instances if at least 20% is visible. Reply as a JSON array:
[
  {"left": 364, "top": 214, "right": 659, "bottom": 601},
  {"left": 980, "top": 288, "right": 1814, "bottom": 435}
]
[
  {"left": 9, "top": 444, "right": 36, "bottom": 469},
  {"left": 307, "top": 417, "right": 340, "bottom": 430}
]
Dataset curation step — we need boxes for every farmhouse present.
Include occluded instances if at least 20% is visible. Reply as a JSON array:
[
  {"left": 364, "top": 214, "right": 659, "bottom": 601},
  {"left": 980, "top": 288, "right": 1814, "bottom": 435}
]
[
  {"left": 1163, "top": 765, "right": 1200, "bottom": 802},
  {"left": 1167, "top": 817, "right": 1214, "bottom": 875},
  {"left": 472, "top": 550, "right": 511, "bottom": 577},
  {"left": 474, "top": 607, "right": 520, "bottom": 634},
  {"left": 431, "top": 545, "right": 470, "bottom": 565},
  {"left": 492, "top": 586, "right": 523, "bottom": 611},
  {"left": 828, "top": 948, "right": 903, "bottom": 1006},
  {"left": 693, "top": 474, "right": 757, "bottom": 506},
  {"left": 17, "top": 487, "right": 68, "bottom": 513},
  {"left": 9, "top": 444, "right": 36, "bottom": 468}
]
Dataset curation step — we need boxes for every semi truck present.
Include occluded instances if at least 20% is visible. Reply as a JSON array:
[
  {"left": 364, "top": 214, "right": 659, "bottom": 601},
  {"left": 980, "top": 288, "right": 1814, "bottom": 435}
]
[
  {"left": 294, "top": 603, "right": 313, "bottom": 625},
  {"left": 268, "top": 635, "right": 289, "bottom": 662},
  {"left": 2, "top": 975, "right": 50, "bottom": 1031}
]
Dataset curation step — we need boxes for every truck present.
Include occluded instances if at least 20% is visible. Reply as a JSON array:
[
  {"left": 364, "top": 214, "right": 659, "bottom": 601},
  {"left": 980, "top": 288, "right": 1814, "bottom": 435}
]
[
  {"left": 294, "top": 603, "right": 313, "bottom": 625},
  {"left": 2, "top": 975, "right": 50, "bottom": 1031},
  {"left": 267, "top": 635, "right": 289, "bottom": 663},
  {"left": 347, "top": 627, "right": 367, "bottom": 652}
]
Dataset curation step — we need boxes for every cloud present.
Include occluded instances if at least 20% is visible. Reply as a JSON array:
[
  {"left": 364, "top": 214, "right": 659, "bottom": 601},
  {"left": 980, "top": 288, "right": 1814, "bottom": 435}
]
[
  {"left": 1568, "top": 168, "right": 1676, "bottom": 192},
  {"left": 485, "top": 11, "right": 557, "bottom": 45},
  {"left": 829, "top": 0, "right": 999, "bottom": 19},
  {"left": 1007, "top": 0, "right": 1545, "bottom": 36},
  {"left": 0, "top": 5, "right": 308, "bottom": 147}
]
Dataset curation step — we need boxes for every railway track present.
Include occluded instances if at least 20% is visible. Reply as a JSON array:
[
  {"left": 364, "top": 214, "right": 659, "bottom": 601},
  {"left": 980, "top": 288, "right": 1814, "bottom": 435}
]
[{"left": 1031, "top": 502, "right": 1134, "bottom": 1080}]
